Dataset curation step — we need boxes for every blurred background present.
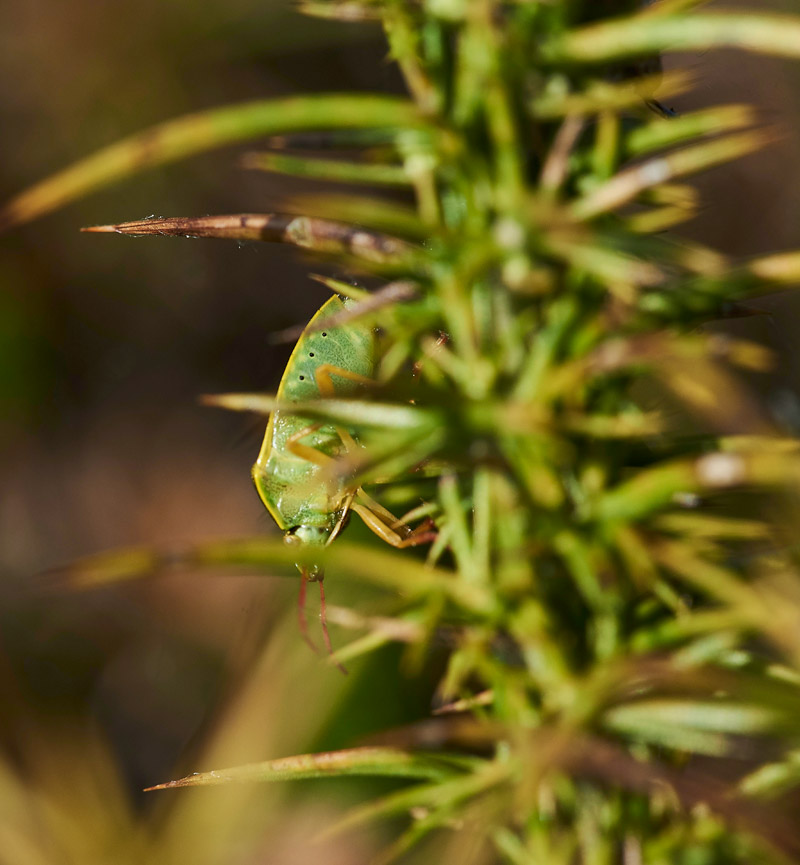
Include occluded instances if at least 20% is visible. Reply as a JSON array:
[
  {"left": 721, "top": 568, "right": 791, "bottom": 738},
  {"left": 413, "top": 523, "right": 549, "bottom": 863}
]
[{"left": 0, "top": 0, "right": 798, "bottom": 862}]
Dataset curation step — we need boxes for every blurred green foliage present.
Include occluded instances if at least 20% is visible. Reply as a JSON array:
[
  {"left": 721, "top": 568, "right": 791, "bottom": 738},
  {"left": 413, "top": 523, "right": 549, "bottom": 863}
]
[{"left": 4, "top": 1, "right": 800, "bottom": 864}]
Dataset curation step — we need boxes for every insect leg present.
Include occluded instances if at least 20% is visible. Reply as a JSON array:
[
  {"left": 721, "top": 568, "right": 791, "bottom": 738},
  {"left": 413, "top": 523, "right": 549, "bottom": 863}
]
[
  {"left": 285, "top": 423, "right": 337, "bottom": 466},
  {"left": 314, "top": 364, "right": 375, "bottom": 453},
  {"left": 356, "top": 489, "right": 436, "bottom": 541},
  {"left": 326, "top": 493, "right": 355, "bottom": 545},
  {"left": 350, "top": 497, "right": 437, "bottom": 549},
  {"left": 314, "top": 364, "right": 374, "bottom": 393},
  {"left": 355, "top": 488, "right": 408, "bottom": 528}
]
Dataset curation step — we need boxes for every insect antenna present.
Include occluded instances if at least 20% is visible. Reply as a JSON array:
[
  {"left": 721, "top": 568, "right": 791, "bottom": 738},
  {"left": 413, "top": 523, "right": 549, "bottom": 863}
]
[
  {"left": 298, "top": 566, "right": 348, "bottom": 675},
  {"left": 317, "top": 580, "right": 348, "bottom": 675},
  {"left": 297, "top": 569, "right": 320, "bottom": 655}
]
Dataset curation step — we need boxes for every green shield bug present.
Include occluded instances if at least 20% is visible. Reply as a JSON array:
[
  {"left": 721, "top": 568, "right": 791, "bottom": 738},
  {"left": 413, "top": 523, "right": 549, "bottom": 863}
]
[{"left": 253, "top": 293, "right": 435, "bottom": 668}]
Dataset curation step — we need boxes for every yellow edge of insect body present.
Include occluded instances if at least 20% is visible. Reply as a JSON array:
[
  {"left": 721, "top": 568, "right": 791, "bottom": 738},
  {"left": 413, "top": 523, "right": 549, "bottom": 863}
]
[{"left": 252, "top": 293, "right": 374, "bottom": 549}]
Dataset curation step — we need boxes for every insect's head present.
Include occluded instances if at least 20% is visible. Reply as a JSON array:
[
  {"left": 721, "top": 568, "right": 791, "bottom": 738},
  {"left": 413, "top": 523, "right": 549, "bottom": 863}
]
[
  {"left": 283, "top": 526, "right": 331, "bottom": 547},
  {"left": 285, "top": 525, "right": 329, "bottom": 580},
  {"left": 285, "top": 524, "right": 331, "bottom": 548}
]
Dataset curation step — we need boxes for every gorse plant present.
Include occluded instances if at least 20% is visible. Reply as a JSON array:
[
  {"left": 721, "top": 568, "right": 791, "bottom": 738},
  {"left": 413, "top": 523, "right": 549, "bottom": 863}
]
[{"left": 8, "top": 0, "right": 800, "bottom": 861}]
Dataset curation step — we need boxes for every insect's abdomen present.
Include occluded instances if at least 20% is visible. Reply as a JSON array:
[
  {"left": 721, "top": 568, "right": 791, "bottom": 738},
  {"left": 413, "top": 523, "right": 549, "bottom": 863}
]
[{"left": 253, "top": 295, "right": 375, "bottom": 531}]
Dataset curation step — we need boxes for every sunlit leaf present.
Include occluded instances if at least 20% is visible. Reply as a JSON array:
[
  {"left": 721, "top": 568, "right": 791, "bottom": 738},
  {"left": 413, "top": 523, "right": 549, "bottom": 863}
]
[
  {"left": 546, "top": 13, "right": 800, "bottom": 64},
  {"left": 603, "top": 699, "right": 782, "bottom": 756},
  {"left": 202, "top": 392, "right": 436, "bottom": 430},
  {"left": 574, "top": 130, "right": 771, "bottom": 220},
  {"left": 0, "top": 95, "right": 424, "bottom": 230},
  {"left": 587, "top": 449, "right": 800, "bottom": 526},
  {"left": 298, "top": 0, "right": 382, "bottom": 21},
  {"left": 747, "top": 251, "right": 800, "bottom": 285}
]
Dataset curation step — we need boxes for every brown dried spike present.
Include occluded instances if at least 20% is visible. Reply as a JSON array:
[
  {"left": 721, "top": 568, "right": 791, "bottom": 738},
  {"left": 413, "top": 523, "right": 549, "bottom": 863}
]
[{"left": 82, "top": 213, "right": 415, "bottom": 265}]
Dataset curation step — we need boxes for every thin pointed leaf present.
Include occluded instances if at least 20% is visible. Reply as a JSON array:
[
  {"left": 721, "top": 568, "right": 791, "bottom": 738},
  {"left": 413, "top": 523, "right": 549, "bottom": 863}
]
[
  {"left": 43, "top": 537, "right": 294, "bottom": 589},
  {"left": 242, "top": 151, "right": 411, "bottom": 186},
  {"left": 49, "top": 537, "right": 493, "bottom": 612},
  {"left": 266, "top": 278, "right": 374, "bottom": 342},
  {"left": 369, "top": 807, "right": 465, "bottom": 865},
  {"left": 325, "top": 606, "right": 418, "bottom": 633},
  {"left": 309, "top": 273, "right": 371, "bottom": 300},
  {"left": 560, "top": 410, "right": 663, "bottom": 438},
  {"left": 739, "top": 751, "right": 800, "bottom": 799},
  {"left": 625, "top": 104, "right": 756, "bottom": 157},
  {"left": 553, "top": 531, "right": 609, "bottom": 610},
  {"left": 657, "top": 355, "right": 774, "bottom": 434},
  {"left": 268, "top": 128, "right": 401, "bottom": 150},
  {"left": 652, "top": 513, "right": 769, "bottom": 540},
  {"left": 304, "top": 280, "right": 420, "bottom": 331},
  {"left": 642, "top": 0, "right": 712, "bottom": 15},
  {"left": 433, "top": 690, "right": 494, "bottom": 716},
  {"left": 603, "top": 699, "right": 782, "bottom": 756},
  {"left": 202, "top": 392, "right": 436, "bottom": 430},
  {"left": 651, "top": 540, "right": 767, "bottom": 615},
  {"left": 748, "top": 251, "right": 800, "bottom": 285},
  {"left": 545, "top": 13, "right": 800, "bottom": 65},
  {"left": 641, "top": 183, "right": 699, "bottom": 208},
  {"left": 545, "top": 235, "right": 665, "bottom": 287},
  {"left": 297, "top": 1, "right": 382, "bottom": 21},
  {"left": 576, "top": 332, "right": 772, "bottom": 398},
  {"left": 631, "top": 610, "right": 753, "bottom": 653},
  {"left": 531, "top": 69, "right": 693, "bottom": 118},
  {"left": 0, "top": 95, "right": 423, "bottom": 230},
  {"left": 588, "top": 450, "right": 800, "bottom": 525},
  {"left": 328, "top": 631, "right": 393, "bottom": 666},
  {"left": 439, "top": 475, "right": 476, "bottom": 582},
  {"left": 574, "top": 130, "right": 771, "bottom": 220},
  {"left": 625, "top": 204, "right": 695, "bottom": 233},
  {"left": 146, "top": 746, "right": 463, "bottom": 791},
  {"left": 43, "top": 546, "right": 177, "bottom": 589},
  {"left": 322, "top": 543, "right": 489, "bottom": 607},
  {"left": 285, "top": 192, "right": 428, "bottom": 240},
  {"left": 322, "top": 761, "right": 507, "bottom": 839}
]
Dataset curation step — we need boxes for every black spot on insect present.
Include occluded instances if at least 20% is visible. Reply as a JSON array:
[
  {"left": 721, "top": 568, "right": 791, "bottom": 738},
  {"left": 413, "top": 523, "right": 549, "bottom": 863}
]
[
  {"left": 321, "top": 332, "right": 327, "bottom": 337},
  {"left": 309, "top": 352, "right": 315, "bottom": 357},
  {"left": 299, "top": 375, "right": 305, "bottom": 381}
]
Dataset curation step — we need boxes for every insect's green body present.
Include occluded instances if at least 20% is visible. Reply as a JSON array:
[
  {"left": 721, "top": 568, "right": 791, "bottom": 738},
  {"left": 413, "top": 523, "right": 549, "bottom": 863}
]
[{"left": 252, "top": 294, "right": 374, "bottom": 548}]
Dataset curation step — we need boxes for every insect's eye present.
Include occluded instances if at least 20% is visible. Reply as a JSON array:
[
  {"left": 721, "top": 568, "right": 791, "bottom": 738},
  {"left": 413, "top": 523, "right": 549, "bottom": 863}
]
[
  {"left": 299, "top": 375, "right": 305, "bottom": 381},
  {"left": 321, "top": 332, "right": 327, "bottom": 337},
  {"left": 309, "top": 352, "right": 314, "bottom": 357}
]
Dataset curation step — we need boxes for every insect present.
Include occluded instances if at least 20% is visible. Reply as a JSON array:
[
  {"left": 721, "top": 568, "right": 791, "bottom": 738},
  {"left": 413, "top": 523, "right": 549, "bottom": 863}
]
[{"left": 254, "top": 293, "right": 435, "bottom": 667}]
